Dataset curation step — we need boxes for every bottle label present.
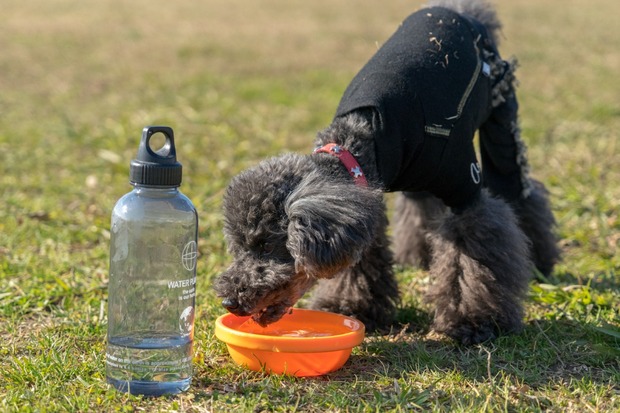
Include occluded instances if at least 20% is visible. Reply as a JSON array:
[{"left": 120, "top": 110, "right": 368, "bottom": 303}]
[
  {"left": 167, "top": 276, "right": 197, "bottom": 301},
  {"left": 181, "top": 240, "right": 197, "bottom": 271}
]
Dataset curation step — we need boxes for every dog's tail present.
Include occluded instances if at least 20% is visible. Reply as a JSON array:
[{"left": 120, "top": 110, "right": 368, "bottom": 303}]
[{"left": 426, "top": 0, "right": 502, "bottom": 45}]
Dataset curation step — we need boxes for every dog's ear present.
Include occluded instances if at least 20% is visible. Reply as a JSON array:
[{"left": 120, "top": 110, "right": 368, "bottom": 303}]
[{"left": 284, "top": 171, "right": 384, "bottom": 278}]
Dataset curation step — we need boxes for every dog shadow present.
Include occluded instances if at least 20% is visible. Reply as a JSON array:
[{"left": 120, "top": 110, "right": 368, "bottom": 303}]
[
  {"left": 197, "top": 271, "right": 617, "bottom": 407},
  {"left": 328, "top": 296, "right": 619, "bottom": 392}
]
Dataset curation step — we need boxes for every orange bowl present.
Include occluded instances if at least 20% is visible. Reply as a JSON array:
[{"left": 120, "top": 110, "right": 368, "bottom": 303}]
[{"left": 214, "top": 308, "right": 365, "bottom": 377}]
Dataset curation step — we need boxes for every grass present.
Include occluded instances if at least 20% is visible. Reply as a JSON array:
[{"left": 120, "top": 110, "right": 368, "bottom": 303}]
[{"left": 1, "top": 0, "right": 619, "bottom": 411}]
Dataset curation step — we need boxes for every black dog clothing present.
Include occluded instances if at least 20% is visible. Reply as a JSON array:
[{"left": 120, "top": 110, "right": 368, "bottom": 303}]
[{"left": 335, "top": 6, "right": 530, "bottom": 208}]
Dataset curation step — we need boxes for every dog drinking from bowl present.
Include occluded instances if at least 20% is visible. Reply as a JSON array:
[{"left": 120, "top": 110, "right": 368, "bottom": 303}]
[{"left": 214, "top": 0, "right": 560, "bottom": 345}]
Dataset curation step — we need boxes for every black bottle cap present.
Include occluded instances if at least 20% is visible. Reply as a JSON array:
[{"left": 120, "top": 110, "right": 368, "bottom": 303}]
[{"left": 130, "top": 126, "right": 182, "bottom": 186}]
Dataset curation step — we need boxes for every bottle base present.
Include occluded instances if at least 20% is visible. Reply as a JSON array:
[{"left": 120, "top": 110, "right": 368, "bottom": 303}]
[{"left": 107, "top": 377, "right": 191, "bottom": 396}]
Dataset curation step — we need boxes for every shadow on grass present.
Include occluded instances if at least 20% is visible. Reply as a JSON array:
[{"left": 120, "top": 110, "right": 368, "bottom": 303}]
[
  {"left": 187, "top": 315, "right": 618, "bottom": 411},
  {"left": 329, "top": 306, "right": 619, "bottom": 389},
  {"left": 189, "top": 276, "right": 618, "bottom": 411}
]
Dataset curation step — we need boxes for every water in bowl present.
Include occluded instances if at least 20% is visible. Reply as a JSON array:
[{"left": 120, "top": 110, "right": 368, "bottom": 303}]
[{"left": 237, "top": 318, "right": 333, "bottom": 337}]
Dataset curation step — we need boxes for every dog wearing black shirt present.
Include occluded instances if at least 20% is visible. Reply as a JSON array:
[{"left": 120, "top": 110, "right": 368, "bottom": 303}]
[{"left": 214, "top": 0, "right": 560, "bottom": 344}]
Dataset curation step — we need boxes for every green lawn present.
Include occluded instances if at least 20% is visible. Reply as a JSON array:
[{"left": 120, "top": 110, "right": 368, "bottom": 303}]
[{"left": 1, "top": 0, "right": 618, "bottom": 411}]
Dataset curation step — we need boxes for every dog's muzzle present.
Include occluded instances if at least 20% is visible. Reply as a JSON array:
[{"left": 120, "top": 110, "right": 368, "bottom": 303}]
[{"left": 222, "top": 298, "right": 239, "bottom": 313}]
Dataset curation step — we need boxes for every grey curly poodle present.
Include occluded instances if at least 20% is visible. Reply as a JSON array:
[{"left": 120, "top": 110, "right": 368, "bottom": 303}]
[{"left": 213, "top": 0, "right": 560, "bottom": 344}]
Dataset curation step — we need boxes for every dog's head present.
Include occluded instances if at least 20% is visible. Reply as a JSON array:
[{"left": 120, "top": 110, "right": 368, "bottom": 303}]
[{"left": 213, "top": 153, "right": 383, "bottom": 326}]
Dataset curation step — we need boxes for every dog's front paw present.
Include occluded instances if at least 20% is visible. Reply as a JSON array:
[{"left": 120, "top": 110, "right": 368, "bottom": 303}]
[
  {"left": 433, "top": 316, "right": 524, "bottom": 345},
  {"left": 436, "top": 322, "right": 498, "bottom": 345}
]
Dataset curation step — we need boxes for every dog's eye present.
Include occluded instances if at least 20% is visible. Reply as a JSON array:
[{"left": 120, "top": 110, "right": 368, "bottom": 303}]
[{"left": 261, "top": 242, "right": 275, "bottom": 255}]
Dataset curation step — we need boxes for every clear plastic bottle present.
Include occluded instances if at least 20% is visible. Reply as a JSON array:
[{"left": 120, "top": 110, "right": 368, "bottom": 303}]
[{"left": 106, "top": 126, "right": 198, "bottom": 396}]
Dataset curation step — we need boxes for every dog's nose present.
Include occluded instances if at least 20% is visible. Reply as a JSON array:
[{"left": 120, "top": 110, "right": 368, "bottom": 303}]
[{"left": 221, "top": 297, "right": 239, "bottom": 311}]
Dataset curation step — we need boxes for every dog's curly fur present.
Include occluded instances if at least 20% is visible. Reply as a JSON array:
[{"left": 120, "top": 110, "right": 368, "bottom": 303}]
[
  {"left": 214, "top": 0, "right": 560, "bottom": 344},
  {"left": 426, "top": 192, "right": 532, "bottom": 344}
]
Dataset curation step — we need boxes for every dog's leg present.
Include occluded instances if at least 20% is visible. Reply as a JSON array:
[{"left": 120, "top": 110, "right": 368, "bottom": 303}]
[
  {"left": 427, "top": 190, "right": 532, "bottom": 344},
  {"left": 392, "top": 191, "right": 447, "bottom": 269},
  {"left": 479, "top": 80, "right": 560, "bottom": 277},
  {"left": 309, "top": 211, "right": 399, "bottom": 332},
  {"left": 512, "top": 179, "right": 561, "bottom": 277}
]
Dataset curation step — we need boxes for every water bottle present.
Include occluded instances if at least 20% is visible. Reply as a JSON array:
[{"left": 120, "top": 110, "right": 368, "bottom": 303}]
[{"left": 106, "top": 126, "right": 198, "bottom": 396}]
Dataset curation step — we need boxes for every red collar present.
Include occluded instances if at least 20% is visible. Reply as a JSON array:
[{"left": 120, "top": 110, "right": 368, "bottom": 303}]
[{"left": 313, "top": 143, "right": 368, "bottom": 187}]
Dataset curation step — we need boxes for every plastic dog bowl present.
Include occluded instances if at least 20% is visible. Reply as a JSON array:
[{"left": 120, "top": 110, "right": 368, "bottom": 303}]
[{"left": 214, "top": 308, "right": 365, "bottom": 377}]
